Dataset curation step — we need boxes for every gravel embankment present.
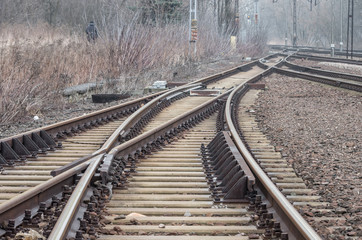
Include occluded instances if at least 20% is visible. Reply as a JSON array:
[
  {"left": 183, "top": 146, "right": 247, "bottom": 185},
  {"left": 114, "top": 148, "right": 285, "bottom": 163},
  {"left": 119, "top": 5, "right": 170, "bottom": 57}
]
[
  {"left": 255, "top": 74, "right": 361, "bottom": 239},
  {"left": 291, "top": 59, "right": 362, "bottom": 76}
]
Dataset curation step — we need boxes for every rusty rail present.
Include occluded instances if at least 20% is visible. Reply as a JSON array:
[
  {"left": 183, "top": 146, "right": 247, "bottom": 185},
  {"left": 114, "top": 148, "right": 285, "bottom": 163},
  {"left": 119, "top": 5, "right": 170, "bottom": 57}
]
[
  {"left": 48, "top": 90, "right": 231, "bottom": 239},
  {"left": 50, "top": 56, "right": 278, "bottom": 176},
  {"left": 273, "top": 67, "right": 362, "bottom": 92},
  {"left": 0, "top": 55, "right": 268, "bottom": 166},
  {"left": 283, "top": 55, "right": 362, "bottom": 83},
  {"left": 292, "top": 53, "right": 362, "bottom": 65},
  {"left": 225, "top": 67, "right": 321, "bottom": 240},
  {"left": 0, "top": 55, "right": 268, "bottom": 236},
  {"left": 0, "top": 160, "right": 89, "bottom": 228},
  {"left": 47, "top": 54, "right": 280, "bottom": 239},
  {"left": 257, "top": 53, "right": 362, "bottom": 92},
  {"left": 50, "top": 84, "right": 202, "bottom": 176},
  {"left": 0, "top": 54, "right": 282, "bottom": 238},
  {"left": 269, "top": 44, "right": 362, "bottom": 57},
  {"left": 0, "top": 93, "right": 161, "bottom": 164}
]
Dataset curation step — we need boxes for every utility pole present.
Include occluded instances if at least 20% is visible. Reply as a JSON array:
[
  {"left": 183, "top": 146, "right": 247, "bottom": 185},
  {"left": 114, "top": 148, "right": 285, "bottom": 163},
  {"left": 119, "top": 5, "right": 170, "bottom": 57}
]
[
  {"left": 340, "top": 0, "right": 343, "bottom": 52},
  {"left": 189, "top": 0, "right": 197, "bottom": 59},
  {"left": 330, "top": 0, "right": 335, "bottom": 46},
  {"left": 346, "top": 0, "right": 354, "bottom": 59},
  {"left": 254, "top": 0, "right": 259, "bottom": 27},
  {"left": 284, "top": 0, "right": 288, "bottom": 46},
  {"left": 292, "top": 0, "right": 297, "bottom": 47},
  {"left": 231, "top": 0, "right": 240, "bottom": 50}
]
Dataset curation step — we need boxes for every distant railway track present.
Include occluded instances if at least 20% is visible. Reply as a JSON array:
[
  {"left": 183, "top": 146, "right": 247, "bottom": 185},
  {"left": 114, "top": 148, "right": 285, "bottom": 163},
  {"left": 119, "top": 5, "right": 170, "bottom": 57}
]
[
  {"left": 288, "top": 53, "right": 362, "bottom": 66},
  {"left": 264, "top": 52, "right": 362, "bottom": 92},
  {"left": 0, "top": 48, "right": 359, "bottom": 239},
  {"left": 270, "top": 44, "right": 362, "bottom": 59}
]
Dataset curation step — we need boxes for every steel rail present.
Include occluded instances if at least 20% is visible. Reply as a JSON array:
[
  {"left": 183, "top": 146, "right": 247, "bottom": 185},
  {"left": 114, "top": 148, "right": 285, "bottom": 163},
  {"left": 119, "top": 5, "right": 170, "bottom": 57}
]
[
  {"left": 0, "top": 92, "right": 162, "bottom": 145},
  {"left": 283, "top": 56, "right": 362, "bottom": 83},
  {"left": 99, "top": 84, "right": 201, "bottom": 151},
  {"left": 50, "top": 56, "right": 276, "bottom": 175},
  {"left": 46, "top": 155, "right": 103, "bottom": 240},
  {"left": 293, "top": 53, "right": 362, "bottom": 65},
  {"left": 273, "top": 67, "right": 362, "bottom": 92},
  {"left": 0, "top": 54, "right": 281, "bottom": 237},
  {"left": 260, "top": 53, "right": 362, "bottom": 92},
  {"left": 225, "top": 70, "right": 321, "bottom": 240},
  {"left": 48, "top": 89, "right": 232, "bottom": 240},
  {"left": 48, "top": 54, "right": 281, "bottom": 238},
  {"left": 0, "top": 160, "right": 89, "bottom": 223},
  {"left": 0, "top": 54, "right": 267, "bottom": 151},
  {"left": 51, "top": 83, "right": 202, "bottom": 175},
  {"left": 0, "top": 56, "right": 270, "bottom": 231},
  {"left": 269, "top": 44, "right": 362, "bottom": 56}
]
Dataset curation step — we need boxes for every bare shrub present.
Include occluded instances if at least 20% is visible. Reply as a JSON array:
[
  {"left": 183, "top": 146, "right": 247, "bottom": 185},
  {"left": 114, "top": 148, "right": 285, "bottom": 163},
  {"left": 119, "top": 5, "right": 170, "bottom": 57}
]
[{"left": 0, "top": 17, "right": 267, "bottom": 123}]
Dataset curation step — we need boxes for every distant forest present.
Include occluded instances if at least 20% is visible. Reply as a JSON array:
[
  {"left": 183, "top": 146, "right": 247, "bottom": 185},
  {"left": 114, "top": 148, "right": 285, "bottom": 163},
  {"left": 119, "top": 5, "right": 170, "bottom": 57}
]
[{"left": 0, "top": 0, "right": 361, "bottom": 47}]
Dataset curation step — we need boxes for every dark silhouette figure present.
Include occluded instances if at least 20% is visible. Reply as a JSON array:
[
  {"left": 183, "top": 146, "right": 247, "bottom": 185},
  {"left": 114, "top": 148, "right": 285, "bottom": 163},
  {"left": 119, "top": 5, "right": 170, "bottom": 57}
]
[{"left": 86, "top": 21, "right": 98, "bottom": 42}]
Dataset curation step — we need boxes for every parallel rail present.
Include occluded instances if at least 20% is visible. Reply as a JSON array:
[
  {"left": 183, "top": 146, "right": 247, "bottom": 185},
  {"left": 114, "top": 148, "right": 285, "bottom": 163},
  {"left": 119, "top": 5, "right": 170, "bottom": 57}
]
[
  {"left": 269, "top": 44, "right": 362, "bottom": 58},
  {"left": 49, "top": 89, "right": 227, "bottom": 240},
  {"left": 263, "top": 52, "right": 362, "bottom": 92},
  {"left": 2, "top": 51, "right": 348, "bottom": 239},
  {"left": 225, "top": 69, "right": 321, "bottom": 240},
  {"left": 47, "top": 54, "right": 320, "bottom": 239},
  {"left": 0, "top": 56, "right": 271, "bottom": 237},
  {"left": 289, "top": 53, "right": 362, "bottom": 66}
]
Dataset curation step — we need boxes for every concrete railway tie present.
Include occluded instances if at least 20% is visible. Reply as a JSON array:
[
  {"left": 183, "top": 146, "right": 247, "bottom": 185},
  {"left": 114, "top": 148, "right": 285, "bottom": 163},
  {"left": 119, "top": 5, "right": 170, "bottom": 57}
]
[
  {"left": 237, "top": 90, "right": 331, "bottom": 219},
  {"left": 99, "top": 114, "right": 265, "bottom": 239},
  {"left": 0, "top": 119, "right": 126, "bottom": 204}
]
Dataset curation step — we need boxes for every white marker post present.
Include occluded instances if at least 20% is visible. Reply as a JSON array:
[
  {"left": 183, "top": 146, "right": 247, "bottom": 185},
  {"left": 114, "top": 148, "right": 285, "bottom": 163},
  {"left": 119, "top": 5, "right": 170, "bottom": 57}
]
[{"left": 331, "top": 44, "right": 335, "bottom": 57}]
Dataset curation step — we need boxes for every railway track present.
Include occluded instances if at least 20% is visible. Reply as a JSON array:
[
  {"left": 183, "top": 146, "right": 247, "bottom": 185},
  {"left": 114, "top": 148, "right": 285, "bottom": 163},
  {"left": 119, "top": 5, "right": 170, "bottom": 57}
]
[
  {"left": 0, "top": 55, "right": 279, "bottom": 236},
  {"left": 44, "top": 53, "right": 319, "bottom": 240},
  {"left": 270, "top": 45, "right": 362, "bottom": 59},
  {"left": 0, "top": 118, "right": 126, "bottom": 204},
  {"left": 0, "top": 49, "right": 358, "bottom": 239},
  {"left": 269, "top": 53, "right": 362, "bottom": 92}
]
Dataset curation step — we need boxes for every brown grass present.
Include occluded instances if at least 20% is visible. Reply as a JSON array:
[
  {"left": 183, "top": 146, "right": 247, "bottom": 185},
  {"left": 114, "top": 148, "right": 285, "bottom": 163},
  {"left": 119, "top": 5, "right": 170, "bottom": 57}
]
[{"left": 0, "top": 23, "right": 266, "bottom": 123}]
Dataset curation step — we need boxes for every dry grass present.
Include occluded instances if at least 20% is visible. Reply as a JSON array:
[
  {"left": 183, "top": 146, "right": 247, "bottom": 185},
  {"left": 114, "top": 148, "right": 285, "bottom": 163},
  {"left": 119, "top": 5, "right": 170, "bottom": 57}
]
[{"left": 0, "top": 23, "right": 266, "bottom": 123}]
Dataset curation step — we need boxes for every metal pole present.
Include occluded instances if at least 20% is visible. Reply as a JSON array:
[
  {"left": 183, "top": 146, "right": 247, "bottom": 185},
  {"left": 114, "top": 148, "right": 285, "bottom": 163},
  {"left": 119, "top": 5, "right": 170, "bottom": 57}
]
[
  {"left": 194, "top": 0, "right": 197, "bottom": 57},
  {"left": 331, "top": 0, "right": 334, "bottom": 47},
  {"left": 284, "top": 0, "right": 288, "bottom": 46},
  {"left": 340, "top": 0, "right": 343, "bottom": 52},
  {"left": 189, "top": 0, "right": 197, "bottom": 59},
  {"left": 292, "top": 0, "right": 297, "bottom": 47},
  {"left": 346, "top": 0, "right": 353, "bottom": 59},
  {"left": 189, "top": 0, "right": 192, "bottom": 58},
  {"left": 254, "top": 0, "right": 259, "bottom": 28},
  {"left": 347, "top": 0, "right": 350, "bottom": 58},
  {"left": 351, "top": 0, "right": 354, "bottom": 59},
  {"left": 231, "top": 0, "right": 239, "bottom": 51}
]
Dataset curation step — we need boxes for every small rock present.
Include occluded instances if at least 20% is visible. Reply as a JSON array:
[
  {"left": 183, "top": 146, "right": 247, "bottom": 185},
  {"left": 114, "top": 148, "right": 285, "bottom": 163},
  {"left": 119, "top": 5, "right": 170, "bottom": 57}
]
[
  {"left": 335, "top": 207, "right": 347, "bottom": 214},
  {"left": 184, "top": 211, "right": 192, "bottom": 217},
  {"left": 305, "top": 212, "right": 314, "bottom": 217},
  {"left": 115, "top": 215, "right": 126, "bottom": 220},
  {"left": 248, "top": 234, "right": 260, "bottom": 239},
  {"left": 127, "top": 212, "right": 146, "bottom": 218},
  {"left": 347, "top": 231, "right": 356, "bottom": 236},
  {"left": 159, "top": 223, "right": 166, "bottom": 228}
]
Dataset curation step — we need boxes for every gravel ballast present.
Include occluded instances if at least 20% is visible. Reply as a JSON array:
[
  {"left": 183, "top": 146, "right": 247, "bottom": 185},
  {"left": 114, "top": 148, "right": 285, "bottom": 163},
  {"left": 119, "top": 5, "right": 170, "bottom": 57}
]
[
  {"left": 291, "top": 59, "right": 362, "bottom": 76},
  {"left": 255, "top": 74, "right": 361, "bottom": 239}
]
